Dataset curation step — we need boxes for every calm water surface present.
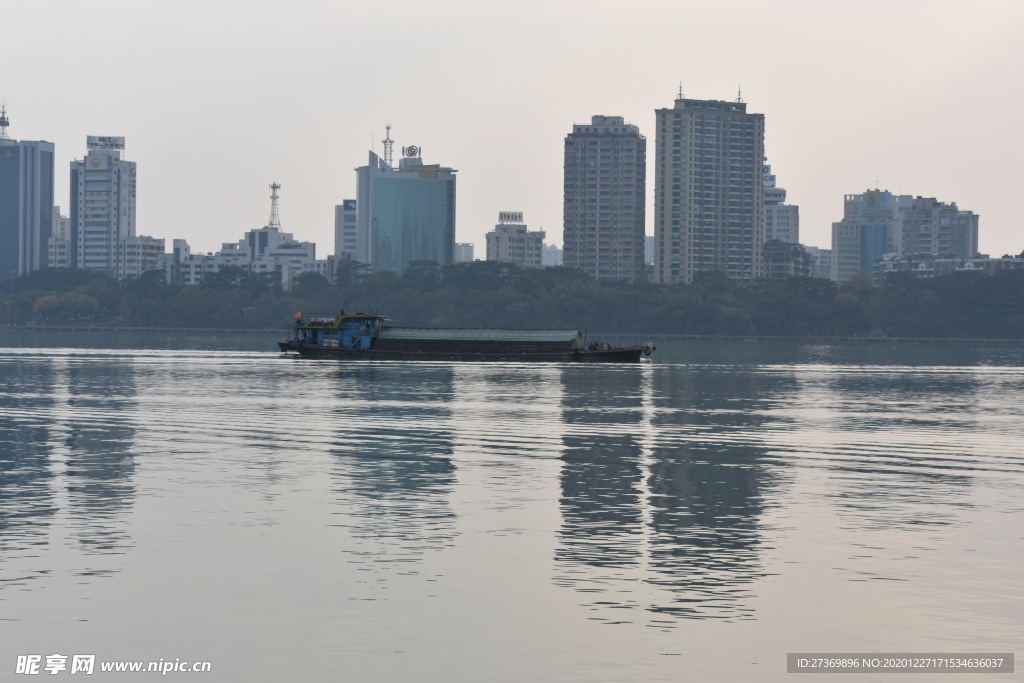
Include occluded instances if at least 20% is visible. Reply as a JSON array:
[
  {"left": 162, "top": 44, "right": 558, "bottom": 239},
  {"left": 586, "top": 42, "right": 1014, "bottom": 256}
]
[{"left": 1, "top": 331, "right": 1022, "bottom": 681}]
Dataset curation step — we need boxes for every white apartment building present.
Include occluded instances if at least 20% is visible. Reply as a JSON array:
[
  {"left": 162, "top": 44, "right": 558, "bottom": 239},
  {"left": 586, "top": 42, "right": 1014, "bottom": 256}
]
[
  {"left": 485, "top": 212, "right": 545, "bottom": 267},
  {"left": 763, "top": 162, "right": 799, "bottom": 243},
  {"left": 162, "top": 242, "right": 324, "bottom": 288},
  {"left": 160, "top": 185, "right": 328, "bottom": 289},
  {"left": 454, "top": 243, "right": 475, "bottom": 263},
  {"left": 70, "top": 136, "right": 140, "bottom": 278},
  {"left": 802, "top": 245, "right": 833, "bottom": 280},
  {"left": 47, "top": 208, "right": 70, "bottom": 269},
  {"left": 118, "top": 235, "right": 165, "bottom": 278},
  {"left": 334, "top": 199, "right": 357, "bottom": 260},
  {"left": 542, "top": 243, "right": 563, "bottom": 267},
  {"left": 895, "top": 196, "right": 978, "bottom": 259}
]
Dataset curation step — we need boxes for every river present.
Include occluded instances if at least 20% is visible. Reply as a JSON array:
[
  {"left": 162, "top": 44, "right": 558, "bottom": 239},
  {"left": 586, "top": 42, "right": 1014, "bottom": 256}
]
[{"left": 1, "top": 331, "right": 1021, "bottom": 681}]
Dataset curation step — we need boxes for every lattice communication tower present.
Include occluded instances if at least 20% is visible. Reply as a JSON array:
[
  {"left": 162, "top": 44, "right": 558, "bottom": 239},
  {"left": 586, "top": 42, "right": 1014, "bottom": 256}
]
[
  {"left": 267, "top": 183, "right": 282, "bottom": 230},
  {"left": 382, "top": 125, "right": 394, "bottom": 167}
]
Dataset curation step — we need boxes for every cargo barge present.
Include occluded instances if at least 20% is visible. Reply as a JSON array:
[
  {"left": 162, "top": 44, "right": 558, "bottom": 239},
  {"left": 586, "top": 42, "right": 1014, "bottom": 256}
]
[{"left": 278, "top": 312, "right": 654, "bottom": 362}]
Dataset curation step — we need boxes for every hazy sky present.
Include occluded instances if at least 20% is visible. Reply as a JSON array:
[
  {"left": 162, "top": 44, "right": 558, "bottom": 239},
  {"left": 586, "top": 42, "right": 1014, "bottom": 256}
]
[{"left": 4, "top": 0, "right": 1023, "bottom": 258}]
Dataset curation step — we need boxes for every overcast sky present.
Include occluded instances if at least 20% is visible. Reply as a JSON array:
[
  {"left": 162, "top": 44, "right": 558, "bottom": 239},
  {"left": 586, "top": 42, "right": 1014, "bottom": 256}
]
[{"left": 4, "top": 0, "right": 1022, "bottom": 258}]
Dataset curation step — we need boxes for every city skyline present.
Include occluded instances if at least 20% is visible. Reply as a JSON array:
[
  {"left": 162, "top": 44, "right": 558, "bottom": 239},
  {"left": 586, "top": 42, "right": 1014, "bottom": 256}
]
[{"left": 1, "top": 1, "right": 1022, "bottom": 260}]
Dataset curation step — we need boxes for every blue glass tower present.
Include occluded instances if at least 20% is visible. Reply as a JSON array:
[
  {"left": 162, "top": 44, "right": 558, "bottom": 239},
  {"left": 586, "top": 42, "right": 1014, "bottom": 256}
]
[
  {"left": 356, "top": 148, "right": 456, "bottom": 275},
  {"left": 0, "top": 126, "right": 55, "bottom": 282}
]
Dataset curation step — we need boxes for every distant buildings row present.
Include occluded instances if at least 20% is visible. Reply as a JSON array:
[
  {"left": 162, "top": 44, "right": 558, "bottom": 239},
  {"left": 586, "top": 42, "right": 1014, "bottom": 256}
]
[
  {"left": 552, "top": 92, "right": 991, "bottom": 286},
  {"left": 831, "top": 189, "right": 979, "bottom": 282},
  {"left": 1, "top": 98, "right": 1002, "bottom": 290},
  {"left": 0, "top": 122, "right": 165, "bottom": 282}
]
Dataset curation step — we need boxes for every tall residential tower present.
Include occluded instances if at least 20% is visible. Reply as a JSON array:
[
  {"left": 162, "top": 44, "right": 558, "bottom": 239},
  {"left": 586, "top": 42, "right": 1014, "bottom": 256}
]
[
  {"left": 763, "top": 161, "right": 799, "bottom": 243},
  {"left": 562, "top": 115, "right": 646, "bottom": 281},
  {"left": 69, "top": 136, "right": 138, "bottom": 277},
  {"left": 653, "top": 90, "right": 765, "bottom": 284},
  {"left": 831, "top": 189, "right": 898, "bottom": 282},
  {"left": 896, "top": 196, "right": 978, "bottom": 259}
]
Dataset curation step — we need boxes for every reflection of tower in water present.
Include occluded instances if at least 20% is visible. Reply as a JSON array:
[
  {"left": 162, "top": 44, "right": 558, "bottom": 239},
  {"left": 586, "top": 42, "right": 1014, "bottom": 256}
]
[
  {"left": 0, "top": 359, "right": 61, "bottom": 582},
  {"left": 62, "top": 360, "right": 139, "bottom": 556},
  {"left": 330, "top": 365, "right": 458, "bottom": 574},
  {"left": 0, "top": 355, "right": 139, "bottom": 589},
  {"left": 555, "top": 365, "right": 787, "bottom": 624}
]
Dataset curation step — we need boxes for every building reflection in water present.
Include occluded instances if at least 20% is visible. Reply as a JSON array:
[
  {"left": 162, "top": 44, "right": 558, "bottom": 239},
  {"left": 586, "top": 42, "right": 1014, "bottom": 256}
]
[
  {"left": 0, "top": 358, "right": 60, "bottom": 583},
  {"left": 62, "top": 359, "right": 138, "bottom": 558},
  {"left": 556, "top": 364, "right": 790, "bottom": 624},
  {"left": 0, "top": 353, "right": 138, "bottom": 587},
  {"left": 812, "top": 367, "right": 978, "bottom": 532},
  {"left": 330, "top": 365, "right": 457, "bottom": 575}
]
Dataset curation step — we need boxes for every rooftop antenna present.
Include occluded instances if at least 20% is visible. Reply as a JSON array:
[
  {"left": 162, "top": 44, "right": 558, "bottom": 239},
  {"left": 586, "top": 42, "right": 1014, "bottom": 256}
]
[
  {"left": 382, "top": 125, "right": 394, "bottom": 167},
  {"left": 677, "top": 82, "right": 684, "bottom": 100},
  {"left": 0, "top": 106, "right": 9, "bottom": 140},
  {"left": 736, "top": 86, "right": 744, "bottom": 103},
  {"left": 267, "top": 182, "right": 282, "bottom": 230}
]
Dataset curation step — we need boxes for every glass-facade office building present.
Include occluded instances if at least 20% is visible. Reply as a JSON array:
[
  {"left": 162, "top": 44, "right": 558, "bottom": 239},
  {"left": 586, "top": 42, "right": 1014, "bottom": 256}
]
[
  {"left": 0, "top": 138, "right": 55, "bottom": 282},
  {"left": 356, "top": 151, "right": 456, "bottom": 275}
]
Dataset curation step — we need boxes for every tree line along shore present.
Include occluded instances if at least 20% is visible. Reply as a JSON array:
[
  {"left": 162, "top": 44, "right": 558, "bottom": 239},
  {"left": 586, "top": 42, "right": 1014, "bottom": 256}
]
[{"left": 2, "top": 262, "right": 1023, "bottom": 339}]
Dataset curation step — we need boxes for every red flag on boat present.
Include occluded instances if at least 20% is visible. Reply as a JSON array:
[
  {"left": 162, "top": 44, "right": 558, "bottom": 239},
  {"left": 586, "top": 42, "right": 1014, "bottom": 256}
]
[{"left": 293, "top": 311, "right": 302, "bottom": 319}]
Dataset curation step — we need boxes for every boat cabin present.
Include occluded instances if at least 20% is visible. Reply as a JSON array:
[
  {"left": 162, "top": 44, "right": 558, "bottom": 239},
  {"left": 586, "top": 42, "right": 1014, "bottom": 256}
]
[{"left": 289, "top": 312, "right": 390, "bottom": 350}]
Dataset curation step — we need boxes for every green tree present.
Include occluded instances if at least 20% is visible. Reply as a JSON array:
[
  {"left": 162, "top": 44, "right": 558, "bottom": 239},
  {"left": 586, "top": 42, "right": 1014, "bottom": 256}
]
[
  {"left": 33, "top": 291, "right": 100, "bottom": 318},
  {"left": 292, "top": 272, "right": 329, "bottom": 299}
]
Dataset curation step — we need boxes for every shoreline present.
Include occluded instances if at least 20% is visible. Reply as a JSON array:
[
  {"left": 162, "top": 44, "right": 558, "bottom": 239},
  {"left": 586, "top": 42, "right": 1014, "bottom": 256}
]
[
  {"left": 3, "top": 325, "right": 1024, "bottom": 344},
  {"left": 0, "top": 325, "right": 284, "bottom": 334}
]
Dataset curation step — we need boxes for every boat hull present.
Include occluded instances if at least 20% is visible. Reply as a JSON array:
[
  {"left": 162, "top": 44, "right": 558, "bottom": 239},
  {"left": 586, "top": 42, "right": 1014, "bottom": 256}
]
[{"left": 278, "top": 341, "right": 645, "bottom": 363}]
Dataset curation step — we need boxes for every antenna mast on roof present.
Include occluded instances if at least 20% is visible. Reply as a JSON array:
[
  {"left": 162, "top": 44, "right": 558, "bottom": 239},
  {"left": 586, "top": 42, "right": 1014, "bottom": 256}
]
[
  {"left": 0, "top": 106, "right": 9, "bottom": 140},
  {"left": 736, "top": 86, "right": 744, "bottom": 103},
  {"left": 267, "top": 183, "right": 282, "bottom": 230},
  {"left": 382, "top": 125, "right": 394, "bottom": 167},
  {"left": 677, "top": 82, "right": 684, "bottom": 100}
]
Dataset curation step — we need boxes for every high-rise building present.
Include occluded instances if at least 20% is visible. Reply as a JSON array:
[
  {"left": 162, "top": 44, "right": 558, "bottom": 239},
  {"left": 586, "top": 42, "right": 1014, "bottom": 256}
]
[
  {"left": 542, "top": 243, "right": 563, "bottom": 267},
  {"left": 562, "top": 115, "right": 646, "bottom": 281},
  {"left": 47, "top": 208, "right": 70, "bottom": 268},
  {"left": 69, "top": 136, "right": 137, "bottom": 278},
  {"left": 486, "top": 212, "right": 545, "bottom": 267},
  {"left": 644, "top": 235, "right": 654, "bottom": 265},
  {"left": 763, "top": 161, "right": 799, "bottom": 243},
  {"left": 802, "top": 245, "right": 833, "bottom": 280},
  {"left": 453, "top": 243, "right": 474, "bottom": 263},
  {"left": 830, "top": 189, "right": 981, "bottom": 282},
  {"left": 355, "top": 141, "right": 457, "bottom": 275},
  {"left": 896, "top": 196, "right": 978, "bottom": 259},
  {"left": 0, "top": 109, "right": 55, "bottom": 282},
  {"left": 118, "top": 235, "right": 165, "bottom": 278},
  {"left": 653, "top": 90, "right": 765, "bottom": 284},
  {"left": 763, "top": 239, "right": 812, "bottom": 278},
  {"left": 831, "top": 189, "right": 897, "bottom": 282},
  {"left": 334, "top": 199, "right": 358, "bottom": 260}
]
